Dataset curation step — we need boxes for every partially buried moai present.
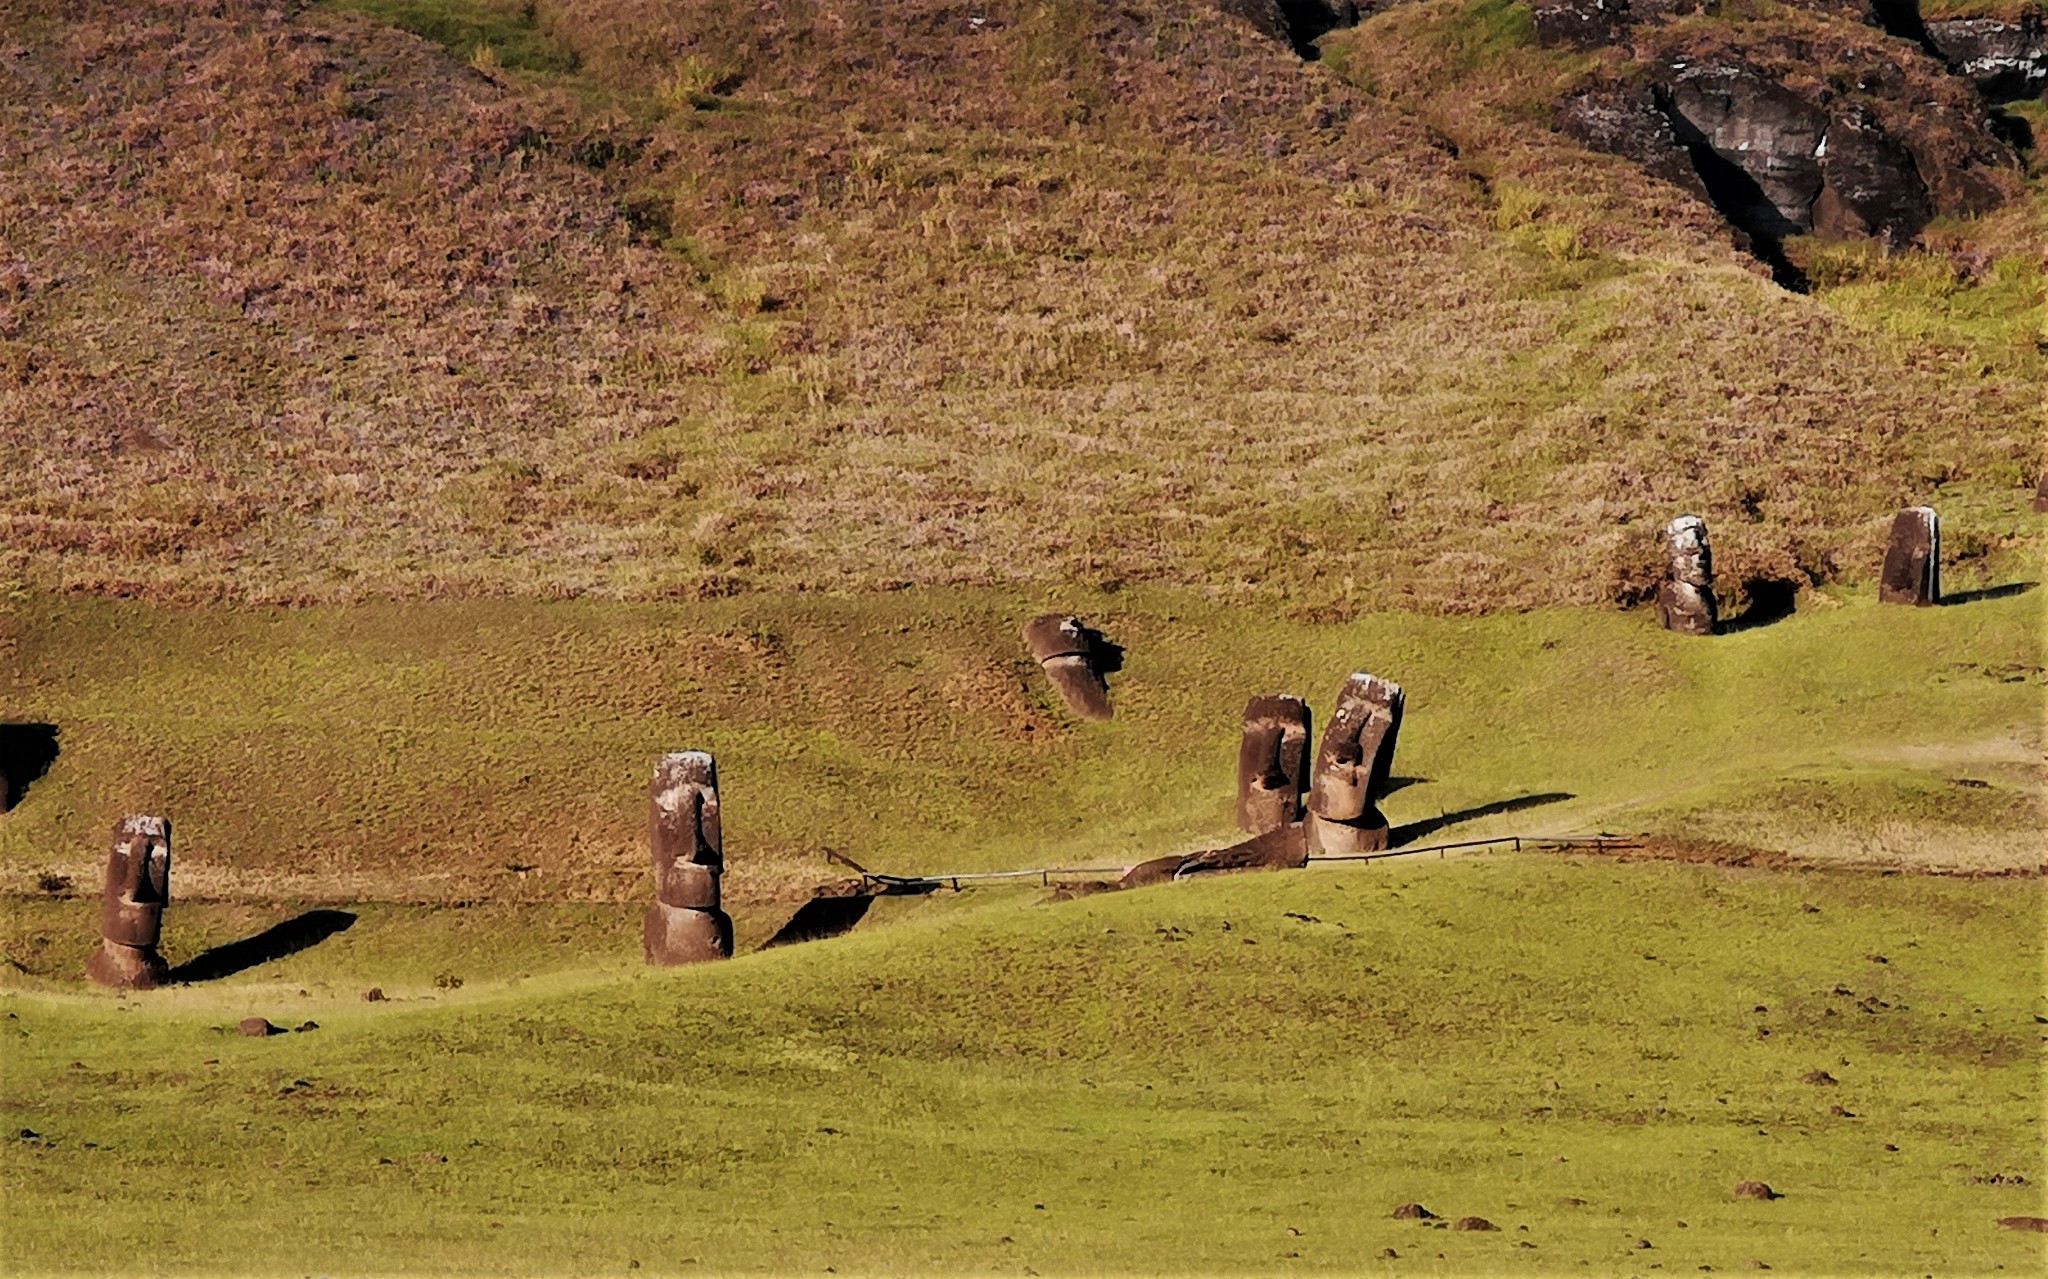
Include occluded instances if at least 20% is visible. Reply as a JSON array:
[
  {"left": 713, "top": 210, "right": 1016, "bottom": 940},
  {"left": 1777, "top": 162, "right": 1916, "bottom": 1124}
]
[
  {"left": 1236, "top": 694, "right": 1310, "bottom": 835},
  {"left": 643, "top": 751, "right": 733, "bottom": 965},
  {"left": 1656, "top": 514, "right": 1718, "bottom": 636},
  {"left": 1306, "top": 673, "right": 1404, "bottom": 855},
  {"left": 1878, "top": 506, "right": 1940, "bottom": 606},
  {"left": 1023, "top": 614, "right": 1114, "bottom": 721},
  {"left": 84, "top": 815, "right": 171, "bottom": 990}
]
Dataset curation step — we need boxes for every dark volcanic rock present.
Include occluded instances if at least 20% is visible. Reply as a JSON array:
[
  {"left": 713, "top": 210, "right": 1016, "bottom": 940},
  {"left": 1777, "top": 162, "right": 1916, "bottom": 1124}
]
[
  {"left": 1452, "top": 1216, "right": 1501, "bottom": 1231},
  {"left": 1878, "top": 506, "right": 1940, "bottom": 605},
  {"left": 1558, "top": 87, "right": 1713, "bottom": 201},
  {"left": 1926, "top": 15, "right": 2048, "bottom": 101},
  {"left": 1392, "top": 1202, "right": 1438, "bottom": 1219}
]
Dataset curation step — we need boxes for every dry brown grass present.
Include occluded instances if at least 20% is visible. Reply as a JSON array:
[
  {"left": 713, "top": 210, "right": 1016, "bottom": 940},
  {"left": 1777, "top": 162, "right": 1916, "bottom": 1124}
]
[{"left": 0, "top": 0, "right": 2040, "bottom": 612}]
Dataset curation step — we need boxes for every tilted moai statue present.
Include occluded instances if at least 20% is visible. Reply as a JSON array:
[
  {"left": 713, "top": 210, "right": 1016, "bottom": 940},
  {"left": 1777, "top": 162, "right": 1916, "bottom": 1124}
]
[
  {"left": 643, "top": 751, "right": 733, "bottom": 965},
  {"left": 1878, "top": 506, "right": 1940, "bottom": 606},
  {"left": 1306, "top": 673, "right": 1404, "bottom": 855},
  {"left": 1236, "top": 694, "right": 1311, "bottom": 835},
  {"left": 1023, "top": 613, "right": 1114, "bottom": 721},
  {"left": 1655, "top": 514, "right": 1718, "bottom": 636},
  {"left": 84, "top": 815, "right": 171, "bottom": 990}
]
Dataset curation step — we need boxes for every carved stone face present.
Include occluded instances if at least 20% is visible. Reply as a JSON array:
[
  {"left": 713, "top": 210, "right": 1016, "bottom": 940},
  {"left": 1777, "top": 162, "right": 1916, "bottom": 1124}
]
[
  {"left": 649, "top": 751, "right": 721, "bottom": 874},
  {"left": 1022, "top": 613, "right": 1115, "bottom": 721},
  {"left": 1308, "top": 673, "right": 1403, "bottom": 823},
  {"left": 1237, "top": 694, "right": 1311, "bottom": 834},
  {"left": 100, "top": 815, "right": 170, "bottom": 949}
]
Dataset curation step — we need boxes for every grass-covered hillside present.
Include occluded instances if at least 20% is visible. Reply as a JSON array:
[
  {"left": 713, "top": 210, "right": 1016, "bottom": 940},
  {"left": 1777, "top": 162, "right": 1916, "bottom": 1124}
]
[{"left": 1, "top": 0, "right": 2041, "bottom": 612}]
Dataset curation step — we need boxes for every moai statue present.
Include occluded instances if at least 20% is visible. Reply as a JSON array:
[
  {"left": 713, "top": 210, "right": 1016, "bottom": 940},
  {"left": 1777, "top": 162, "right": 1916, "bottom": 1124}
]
[
  {"left": 1878, "top": 506, "right": 1940, "bottom": 606},
  {"left": 1306, "top": 673, "right": 1404, "bottom": 855},
  {"left": 2033, "top": 475, "right": 2048, "bottom": 515},
  {"left": 1023, "top": 614, "right": 1115, "bottom": 721},
  {"left": 1236, "top": 694, "right": 1310, "bottom": 835},
  {"left": 643, "top": 751, "right": 733, "bottom": 965},
  {"left": 1655, "top": 514, "right": 1718, "bottom": 636},
  {"left": 84, "top": 815, "right": 171, "bottom": 990}
]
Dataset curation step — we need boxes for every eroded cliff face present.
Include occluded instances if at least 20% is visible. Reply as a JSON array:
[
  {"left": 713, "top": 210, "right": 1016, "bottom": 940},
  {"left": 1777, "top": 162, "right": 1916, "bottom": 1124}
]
[{"left": 1548, "top": 0, "right": 2023, "bottom": 284}]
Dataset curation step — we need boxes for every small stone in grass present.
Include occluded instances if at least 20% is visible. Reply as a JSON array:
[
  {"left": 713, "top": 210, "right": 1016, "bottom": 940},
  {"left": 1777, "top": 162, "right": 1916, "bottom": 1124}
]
[
  {"left": 237, "top": 1017, "right": 281, "bottom": 1037},
  {"left": 1391, "top": 1203, "right": 1436, "bottom": 1220},
  {"left": 1734, "top": 1180, "right": 1780, "bottom": 1200},
  {"left": 1452, "top": 1217, "right": 1499, "bottom": 1232}
]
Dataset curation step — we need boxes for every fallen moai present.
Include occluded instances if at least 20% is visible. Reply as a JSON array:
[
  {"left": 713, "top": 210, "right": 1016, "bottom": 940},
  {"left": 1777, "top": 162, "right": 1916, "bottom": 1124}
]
[
  {"left": 1878, "top": 506, "right": 1940, "bottom": 606},
  {"left": 84, "top": 815, "right": 171, "bottom": 990},
  {"left": 1655, "top": 514, "right": 1718, "bottom": 636},
  {"left": 1174, "top": 823, "right": 1310, "bottom": 878},
  {"left": 1022, "top": 613, "right": 1115, "bottom": 721},
  {"left": 643, "top": 751, "right": 733, "bottom": 965},
  {"left": 1236, "top": 694, "right": 1310, "bottom": 835},
  {"left": 1306, "top": 672, "right": 1404, "bottom": 855}
]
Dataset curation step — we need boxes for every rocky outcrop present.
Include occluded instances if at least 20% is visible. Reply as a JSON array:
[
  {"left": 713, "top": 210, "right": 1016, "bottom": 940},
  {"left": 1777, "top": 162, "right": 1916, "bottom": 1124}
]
[{"left": 1925, "top": 14, "right": 2048, "bottom": 100}]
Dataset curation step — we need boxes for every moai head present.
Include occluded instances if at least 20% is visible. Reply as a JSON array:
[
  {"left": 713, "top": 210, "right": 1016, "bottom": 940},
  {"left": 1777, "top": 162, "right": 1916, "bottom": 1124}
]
[
  {"left": 1236, "top": 694, "right": 1311, "bottom": 835},
  {"left": 649, "top": 751, "right": 720, "bottom": 908},
  {"left": 1878, "top": 506, "right": 1940, "bottom": 606},
  {"left": 100, "top": 815, "right": 170, "bottom": 949},
  {"left": 85, "top": 814, "right": 172, "bottom": 990},
  {"left": 645, "top": 751, "right": 732, "bottom": 965},
  {"left": 1022, "top": 614, "right": 1115, "bottom": 721},
  {"left": 1655, "top": 514, "right": 1718, "bottom": 636},
  {"left": 1308, "top": 673, "right": 1403, "bottom": 823}
]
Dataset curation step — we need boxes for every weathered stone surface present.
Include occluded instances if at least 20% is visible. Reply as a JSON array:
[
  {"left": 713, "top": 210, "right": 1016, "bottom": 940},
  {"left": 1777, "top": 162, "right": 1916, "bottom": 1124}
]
[
  {"left": 650, "top": 751, "right": 720, "bottom": 872},
  {"left": 1656, "top": 514, "right": 1719, "bottom": 636},
  {"left": 644, "top": 751, "right": 731, "bottom": 965},
  {"left": 1878, "top": 506, "right": 1940, "bottom": 605},
  {"left": 1557, "top": 87, "right": 1714, "bottom": 202},
  {"left": 1926, "top": 16, "right": 2048, "bottom": 101},
  {"left": 1023, "top": 614, "right": 1115, "bottom": 721},
  {"left": 1663, "top": 65, "right": 1831, "bottom": 239},
  {"left": 1118, "top": 853, "right": 1186, "bottom": 889},
  {"left": 85, "top": 814, "right": 170, "bottom": 990},
  {"left": 1307, "top": 673, "right": 1403, "bottom": 853},
  {"left": 1237, "top": 694, "right": 1311, "bottom": 834},
  {"left": 1811, "top": 104, "right": 1934, "bottom": 241},
  {"left": 1452, "top": 1216, "right": 1501, "bottom": 1231},
  {"left": 1175, "top": 823, "right": 1311, "bottom": 877},
  {"left": 1306, "top": 808, "right": 1390, "bottom": 855},
  {"left": 643, "top": 902, "right": 733, "bottom": 964}
]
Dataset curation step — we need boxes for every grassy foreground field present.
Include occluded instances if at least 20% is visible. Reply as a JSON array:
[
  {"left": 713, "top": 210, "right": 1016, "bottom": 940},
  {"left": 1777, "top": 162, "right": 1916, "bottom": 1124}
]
[{"left": 1, "top": 858, "right": 2042, "bottom": 1274}]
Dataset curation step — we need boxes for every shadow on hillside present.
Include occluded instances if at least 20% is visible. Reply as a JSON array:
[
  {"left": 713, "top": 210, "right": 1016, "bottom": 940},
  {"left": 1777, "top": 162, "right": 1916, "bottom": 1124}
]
[
  {"left": 1941, "top": 581, "right": 2036, "bottom": 606},
  {"left": 1381, "top": 775, "right": 1429, "bottom": 797},
  {"left": 760, "top": 894, "right": 875, "bottom": 949},
  {"left": 1390, "top": 792, "right": 1575, "bottom": 847},
  {"left": 1720, "top": 577, "right": 1799, "bottom": 633},
  {"left": 0, "top": 722, "right": 60, "bottom": 813},
  {"left": 168, "top": 910, "right": 357, "bottom": 983}
]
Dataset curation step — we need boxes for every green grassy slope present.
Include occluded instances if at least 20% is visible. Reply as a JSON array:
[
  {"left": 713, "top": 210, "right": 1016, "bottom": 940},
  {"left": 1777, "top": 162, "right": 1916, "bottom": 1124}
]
[
  {"left": 2, "top": 857, "right": 2040, "bottom": 1274},
  {"left": 1, "top": 584, "right": 2037, "bottom": 942}
]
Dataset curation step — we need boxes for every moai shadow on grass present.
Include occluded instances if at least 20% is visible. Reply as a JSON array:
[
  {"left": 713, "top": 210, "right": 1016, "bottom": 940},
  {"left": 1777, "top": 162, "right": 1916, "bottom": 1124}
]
[
  {"left": 1236, "top": 694, "right": 1310, "bottom": 835},
  {"left": 84, "top": 815, "right": 171, "bottom": 990},
  {"left": 1306, "top": 673, "right": 1404, "bottom": 855},
  {"left": 1023, "top": 614, "right": 1119, "bottom": 721},
  {"left": 1656, "top": 514, "right": 1718, "bottom": 636},
  {"left": 643, "top": 751, "right": 732, "bottom": 965},
  {"left": 1879, "top": 506, "right": 1940, "bottom": 606}
]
